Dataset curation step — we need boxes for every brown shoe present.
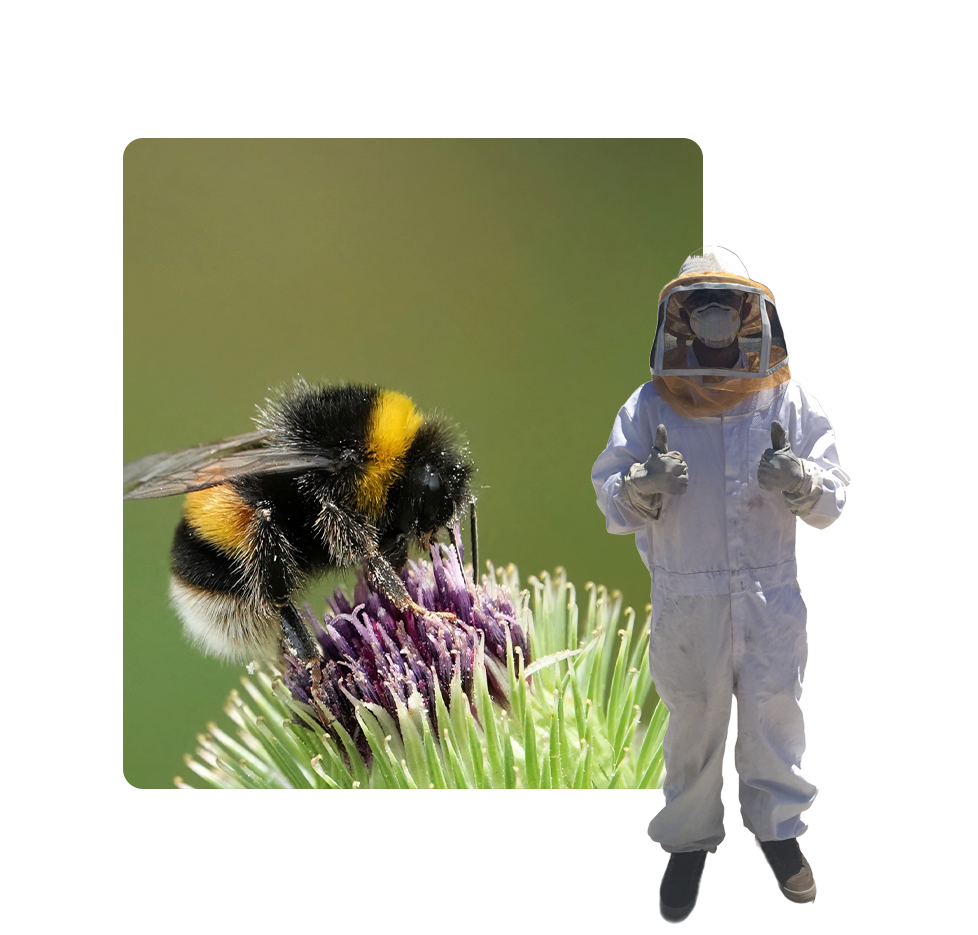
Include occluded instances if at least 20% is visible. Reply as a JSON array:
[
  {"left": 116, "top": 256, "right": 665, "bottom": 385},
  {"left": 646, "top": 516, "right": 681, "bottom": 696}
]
[{"left": 757, "top": 838, "right": 816, "bottom": 903}]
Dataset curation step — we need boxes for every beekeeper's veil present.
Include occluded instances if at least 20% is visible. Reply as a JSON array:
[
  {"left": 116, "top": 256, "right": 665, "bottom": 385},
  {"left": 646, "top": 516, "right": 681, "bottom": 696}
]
[{"left": 651, "top": 246, "right": 791, "bottom": 417}]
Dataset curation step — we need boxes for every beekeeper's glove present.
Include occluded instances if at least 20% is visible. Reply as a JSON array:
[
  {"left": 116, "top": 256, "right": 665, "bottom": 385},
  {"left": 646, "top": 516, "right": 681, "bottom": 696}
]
[
  {"left": 620, "top": 424, "right": 688, "bottom": 519},
  {"left": 757, "top": 421, "right": 824, "bottom": 516}
]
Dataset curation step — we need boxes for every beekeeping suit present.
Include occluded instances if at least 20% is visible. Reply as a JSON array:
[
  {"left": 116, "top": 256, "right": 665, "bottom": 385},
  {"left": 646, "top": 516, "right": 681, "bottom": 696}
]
[{"left": 592, "top": 247, "right": 849, "bottom": 853}]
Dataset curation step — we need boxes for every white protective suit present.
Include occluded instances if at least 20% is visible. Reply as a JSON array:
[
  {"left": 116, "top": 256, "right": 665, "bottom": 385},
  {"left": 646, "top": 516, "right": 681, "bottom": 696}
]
[{"left": 592, "top": 377, "right": 848, "bottom": 853}]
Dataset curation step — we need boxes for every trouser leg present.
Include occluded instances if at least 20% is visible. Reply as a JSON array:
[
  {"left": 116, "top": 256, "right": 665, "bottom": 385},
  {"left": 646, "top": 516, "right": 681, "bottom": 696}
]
[
  {"left": 648, "top": 593, "right": 733, "bottom": 853},
  {"left": 732, "top": 584, "right": 817, "bottom": 841}
]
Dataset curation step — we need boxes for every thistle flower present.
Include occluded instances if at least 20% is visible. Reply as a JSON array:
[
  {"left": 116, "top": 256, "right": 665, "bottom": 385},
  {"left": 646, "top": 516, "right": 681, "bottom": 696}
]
[
  {"left": 178, "top": 541, "right": 667, "bottom": 789},
  {"left": 280, "top": 541, "right": 529, "bottom": 760}
]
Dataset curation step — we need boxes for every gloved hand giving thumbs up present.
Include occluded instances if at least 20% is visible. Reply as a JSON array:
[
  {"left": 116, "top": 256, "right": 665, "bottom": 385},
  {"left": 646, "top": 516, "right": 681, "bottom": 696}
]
[
  {"left": 757, "top": 421, "right": 809, "bottom": 494},
  {"left": 757, "top": 421, "right": 826, "bottom": 516},
  {"left": 620, "top": 424, "right": 689, "bottom": 519}
]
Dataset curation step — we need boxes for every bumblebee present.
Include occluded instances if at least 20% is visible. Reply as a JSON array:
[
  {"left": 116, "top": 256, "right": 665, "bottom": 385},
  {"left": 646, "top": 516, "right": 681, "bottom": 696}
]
[{"left": 124, "top": 380, "right": 474, "bottom": 664}]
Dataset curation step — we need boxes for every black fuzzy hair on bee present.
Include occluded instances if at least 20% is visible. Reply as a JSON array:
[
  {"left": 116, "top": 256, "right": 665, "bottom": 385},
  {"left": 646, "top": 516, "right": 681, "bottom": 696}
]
[{"left": 124, "top": 380, "right": 474, "bottom": 665}]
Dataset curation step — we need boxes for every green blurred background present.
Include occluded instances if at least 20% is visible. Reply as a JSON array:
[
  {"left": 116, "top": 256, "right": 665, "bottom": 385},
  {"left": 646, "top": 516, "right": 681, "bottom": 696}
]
[{"left": 124, "top": 139, "right": 702, "bottom": 788}]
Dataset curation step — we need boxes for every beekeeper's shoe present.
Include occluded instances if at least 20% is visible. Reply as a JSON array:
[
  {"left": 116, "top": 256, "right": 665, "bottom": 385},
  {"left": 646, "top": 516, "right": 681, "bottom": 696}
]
[
  {"left": 758, "top": 837, "right": 816, "bottom": 903},
  {"left": 659, "top": 850, "right": 707, "bottom": 922}
]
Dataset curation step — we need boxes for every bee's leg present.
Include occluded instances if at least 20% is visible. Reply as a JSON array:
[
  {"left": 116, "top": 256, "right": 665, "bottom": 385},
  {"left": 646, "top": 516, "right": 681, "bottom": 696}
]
[
  {"left": 279, "top": 602, "right": 321, "bottom": 664},
  {"left": 364, "top": 550, "right": 461, "bottom": 624},
  {"left": 315, "top": 501, "right": 461, "bottom": 624}
]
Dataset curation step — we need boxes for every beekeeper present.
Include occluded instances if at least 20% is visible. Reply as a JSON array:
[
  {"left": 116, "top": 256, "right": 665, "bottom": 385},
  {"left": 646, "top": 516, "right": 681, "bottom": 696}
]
[{"left": 591, "top": 247, "right": 849, "bottom": 922}]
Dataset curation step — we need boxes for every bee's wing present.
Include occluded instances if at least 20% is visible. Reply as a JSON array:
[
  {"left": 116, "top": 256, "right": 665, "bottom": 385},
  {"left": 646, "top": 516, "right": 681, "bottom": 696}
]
[
  {"left": 123, "top": 430, "right": 342, "bottom": 500},
  {"left": 123, "top": 430, "right": 268, "bottom": 489}
]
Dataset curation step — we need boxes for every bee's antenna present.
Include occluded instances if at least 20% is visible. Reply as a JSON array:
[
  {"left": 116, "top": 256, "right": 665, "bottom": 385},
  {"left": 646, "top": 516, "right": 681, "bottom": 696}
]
[{"left": 470, "top": 502, "right": 479, "bottom": 586}]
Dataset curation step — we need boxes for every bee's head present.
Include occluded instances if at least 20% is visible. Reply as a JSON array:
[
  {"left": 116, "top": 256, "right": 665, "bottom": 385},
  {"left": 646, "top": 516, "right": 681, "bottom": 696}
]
[{"left": 379, "top": 422, "right": 473, "bottom": 566}]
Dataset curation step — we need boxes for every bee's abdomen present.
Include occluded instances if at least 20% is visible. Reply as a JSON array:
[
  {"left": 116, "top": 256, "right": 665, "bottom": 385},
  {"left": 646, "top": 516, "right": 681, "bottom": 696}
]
[
  {"left": 182, "top": 484, "right": 255, "bottom": 556},
  {"left": 177, "top": 483, "right": 297, "bottom": 596},
  {"left": 169, "top": 519, "right": 278, "bottom": 661},
  {"left": 171, "top": 517, "right": 244, "bottom": 595},
  {"left": 168, "top": 576, "right": 279, "bottom": 662}
]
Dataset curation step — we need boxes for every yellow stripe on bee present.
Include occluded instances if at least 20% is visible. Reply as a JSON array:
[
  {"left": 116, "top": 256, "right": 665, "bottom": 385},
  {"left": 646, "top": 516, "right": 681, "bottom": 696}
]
[
  {"left": 183, "top": 485, "right": 254, "bottom": 555},
  {"left": 355, "top": 390, "right": 424, "bottom": 517}
]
